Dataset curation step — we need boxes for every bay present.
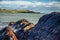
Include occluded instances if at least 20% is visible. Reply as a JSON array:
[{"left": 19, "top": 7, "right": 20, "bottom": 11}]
[{"left": 0, "top": 13, "right": 45, "bottom": 29}]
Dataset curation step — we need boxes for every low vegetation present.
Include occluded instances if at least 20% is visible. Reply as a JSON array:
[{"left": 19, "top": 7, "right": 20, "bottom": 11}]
[{"left": 0, "top": 8, "right": 36, "bottom": 13}]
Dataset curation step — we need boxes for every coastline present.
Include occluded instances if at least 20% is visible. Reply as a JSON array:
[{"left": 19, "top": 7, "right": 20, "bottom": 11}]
[{"left": 0, "top": 9, "right": 39, "bottom": 13}]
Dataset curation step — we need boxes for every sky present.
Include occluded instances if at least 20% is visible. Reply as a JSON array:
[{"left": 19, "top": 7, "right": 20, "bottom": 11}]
[{"left": 0, "top": 0, "right": 60, "bottom": 13}]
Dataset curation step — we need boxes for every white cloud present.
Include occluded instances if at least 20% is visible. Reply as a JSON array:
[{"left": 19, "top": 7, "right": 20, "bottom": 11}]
[
  {"left": 32, "top": 2, "right": 46, "bottom": 7},
  {"left": 0, "top": 1, "right": 32, "bottom": 9},
  {"left": 0, "top": 1, "right": 34, "bottom": 8},
  {"left": 45, "top": 1, "right": 60, "bottom": 7},
  {"left": 0, "top": 1, "right": 47, "bottom": 8},
  {"left": 0, "top": 1, "right": 60, "bottom": 9},
  {"left": 0, "top": 1, "right": 12, "bottom": 4}
]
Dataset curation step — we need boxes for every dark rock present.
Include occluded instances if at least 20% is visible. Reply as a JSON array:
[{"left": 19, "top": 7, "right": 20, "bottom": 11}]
[
  {"left": 9, "top": 21, "right": 15, "bottom": 26},
  {"left": 24, "top": 23, "right": 35, "bottom": 31},
  {"left": 14, "top": 19, "right": 34, "bottom": 40},
  {"left": 12, "top": 19, "right": 29, "bottom": 30},
  {"left": 0, "top": 26, "right": 18, "bottom": 40},
  {"left": 28, "top": 12, "right": 60, "bottom": 40},
  {"left": 7, "top": 19, "right": 35, "bottom": 40},
  {"left": 1, "top": 12, "right": 60, "bottom": 40}
]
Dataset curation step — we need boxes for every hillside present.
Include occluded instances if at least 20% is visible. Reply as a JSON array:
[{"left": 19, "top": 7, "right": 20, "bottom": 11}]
[{"left": 0, "top": 9, "right": 36, "bottom": 13}]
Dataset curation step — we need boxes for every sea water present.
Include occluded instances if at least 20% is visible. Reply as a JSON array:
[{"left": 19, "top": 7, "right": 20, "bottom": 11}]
[{"left": 0, "top": 13, "right": 45, "bottom": 29}]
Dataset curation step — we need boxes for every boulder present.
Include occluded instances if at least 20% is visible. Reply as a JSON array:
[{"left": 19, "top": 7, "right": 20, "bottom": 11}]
[
  {"left": 14, "top": 19, "right": 35, "bottom": 40},
  {"left": 28, "top": 12, "right": 60, "bottom": 40},
  {"left": 0, "top": 26, "right": 18, "bottom": 40},
  {"left": 12, "top": 19, "right": 29, "bottom": 30},
  {"left": 1, "top": 12, "right": 60, "bottom": 40},
  {"left": 7, "top": 19, "right": 35, "bottom": 40}
]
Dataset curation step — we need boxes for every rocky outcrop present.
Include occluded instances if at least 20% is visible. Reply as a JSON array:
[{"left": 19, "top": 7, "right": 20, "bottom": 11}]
[
  {"left": 0, "top": 12, "right": 60, "bottom": 40},
  {"left": 15, "top": 23, "right": 34, "bottom": 40},
  {"left": 10, "top": 19, "right": 35, "bottom": 31},
  {"left": 13, "top": 19, "right": 35, "bottom": 40},
  {"left": 24, "top": 23, "right": 34, "bottom": 31},
  {"left": 28, "top": 12, "right": 60, "bottom": 40},
  {"left": 10, "top": 19, "right": 29, "bottom": 29},
  {"left": 0, "top": 19, "right": 35, "bottom": 40},
  {"left": 9, "top": 21, "right": 15, "bottom": 26},
  {"left": 0, "top": 26, "right": 18, "bottom": 40}
]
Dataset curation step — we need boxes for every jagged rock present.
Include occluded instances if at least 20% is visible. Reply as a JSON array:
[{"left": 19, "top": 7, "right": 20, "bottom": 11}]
[
  {"left": 28, "top": 12, "right": 60, "bottom": 40},
  {"left": 11, "top": 19, "right": 29, "bottom": 30},
  {"left": 9, "top": 19, "right": 35, "bottom": 31},
  {"left": 0, "top": 26, "right": 18, "bottom": 40},
  {"left": 24, "top": 23, "right": 35, "bottom": 31},
  {"left": 15, "top": 23, "right": 34, "bottom": 40},
  {"left": 1, "top": 12, "right": 60, "bottom": 40},
  {"left": 12, "top": 19, "right": 35, "bottom": 40},
  {"left": 8, "top": 19, "right": 35, "bottom": 40},
  {"left": 9, "top": 21, "right": 15, "bottom": 26}
]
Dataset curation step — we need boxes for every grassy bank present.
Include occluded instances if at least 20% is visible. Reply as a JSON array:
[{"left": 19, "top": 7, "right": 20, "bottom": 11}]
[{"left": 0, "top": 9, "right": 37, "bottom": 13}]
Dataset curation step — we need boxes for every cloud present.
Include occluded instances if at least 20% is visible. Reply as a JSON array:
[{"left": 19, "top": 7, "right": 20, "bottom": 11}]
[
  {"left": 0, "top": 1, "right": 60, "bottom": 8},
  {"left": 47, "top": 1, "right": 60, "bottom": 7},
  {"left": 53, "top": 0, "right": 60, "bottom": 1},
  {"left": 0, "top": 1, "right": 33, "bottom": 5},
  {"left": 0, "top": 1, "right": 33, "bottom": 8},
  {"left": 0, "top": 1, "right": 60, "bottom": 13},
  {"left": 0, "top": 1, "right": 45, "bottom": 7}
]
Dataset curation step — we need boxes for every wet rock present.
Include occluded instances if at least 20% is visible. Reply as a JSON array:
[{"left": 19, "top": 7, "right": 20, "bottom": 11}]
[
  {"left": 14, "top": 19, "right": 35, "bottom": 40},
  {"left": 24, "top": 23, "right": 35, "bottom": 31},
  {"left": 7, "top": 19, "right": 35, "bottom": 40},
  {"left": 1, "top": 12, "right": 60, "bottom": 40},
  {"left": 28, "top": 12, "right": 60, "bottom": 40},
  {"left": 0, "top": 26, "right": 18, "bottom": 40},
  {"left": 12, "top": 19, "right": 29, "bottom": 30},
  {"left": 9, "top": 21, "right": 15, "bottom": 26}
]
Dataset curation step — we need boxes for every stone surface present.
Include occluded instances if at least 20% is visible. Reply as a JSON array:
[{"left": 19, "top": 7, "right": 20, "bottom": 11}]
[
  {"left": 0, "top": 12, "right": 60, "bottom": 40},
  {"left": 0, "top": 26, "right": 18, "bottom": 40},
  {"left": 28, "top": 12, "right": 60, "bottom": 40}
]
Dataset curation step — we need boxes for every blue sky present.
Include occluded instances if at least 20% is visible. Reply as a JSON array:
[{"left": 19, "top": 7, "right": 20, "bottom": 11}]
[{"left": 0, "top": 0, "right": 60, "bottom": 13}]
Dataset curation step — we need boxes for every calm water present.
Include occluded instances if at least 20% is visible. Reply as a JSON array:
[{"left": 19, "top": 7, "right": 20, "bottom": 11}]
[{"left": 0, "top": 13, "right": 45, "bottom": 29}]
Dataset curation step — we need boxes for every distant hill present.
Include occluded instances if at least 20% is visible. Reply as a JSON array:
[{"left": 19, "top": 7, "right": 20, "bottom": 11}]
[
  {"left": 0, "top": 9, "right": 38, "bottom": 13},
  {"left": 51, "top": 12, "right": 60, "bottom": 14}
]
